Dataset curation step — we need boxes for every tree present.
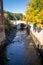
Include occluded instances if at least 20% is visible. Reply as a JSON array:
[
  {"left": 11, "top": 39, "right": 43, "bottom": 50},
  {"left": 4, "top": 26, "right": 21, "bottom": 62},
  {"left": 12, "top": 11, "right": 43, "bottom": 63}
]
[{"left": 25, "top": 0, "right": 43, "bottom": 28}]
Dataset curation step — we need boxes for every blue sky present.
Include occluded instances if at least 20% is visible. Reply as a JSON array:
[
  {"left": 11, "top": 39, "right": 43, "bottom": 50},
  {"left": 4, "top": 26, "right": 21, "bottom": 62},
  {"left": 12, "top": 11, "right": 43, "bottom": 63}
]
[{"left": 3, "top": 0, "right": 28, "bottom": 14}]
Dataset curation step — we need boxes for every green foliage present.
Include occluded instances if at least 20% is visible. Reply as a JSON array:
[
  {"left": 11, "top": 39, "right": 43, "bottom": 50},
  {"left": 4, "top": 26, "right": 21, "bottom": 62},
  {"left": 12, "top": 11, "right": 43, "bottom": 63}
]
[
  {"left": 4, "top": 11, "right": 24, "bottom": 29},
  {"left": 4, "top": 11, "right": 23, "bottom": 20},
  {"left": 14, "top": 13, "right": 23, "bottom": 20},
  {"left": 4, "top": 18, "right": 11, "bottom": 30}
]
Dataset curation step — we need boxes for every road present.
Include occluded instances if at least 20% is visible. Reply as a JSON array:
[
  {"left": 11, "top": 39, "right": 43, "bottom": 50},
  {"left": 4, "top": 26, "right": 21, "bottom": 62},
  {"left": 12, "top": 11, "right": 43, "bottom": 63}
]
[{"left": 0, "top": 30, "right": 43, "bottom": 65}]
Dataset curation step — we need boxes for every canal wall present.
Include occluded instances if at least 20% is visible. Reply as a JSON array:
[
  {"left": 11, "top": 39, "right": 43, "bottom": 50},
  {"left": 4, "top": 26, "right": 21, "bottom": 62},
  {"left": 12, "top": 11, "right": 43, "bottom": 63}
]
[
  {"left": 0, "top": 32, "right": 5, "bottom": 46},
  {"left": 0, "top": 0, "right": 6, "bottom": 46},
  {"left": 30, "top": 25, "right": 43, "bottom": 50}
]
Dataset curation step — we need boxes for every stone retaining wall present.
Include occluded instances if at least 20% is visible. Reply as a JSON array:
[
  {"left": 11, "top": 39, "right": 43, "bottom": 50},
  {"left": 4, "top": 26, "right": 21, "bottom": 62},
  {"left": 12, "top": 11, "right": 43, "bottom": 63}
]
[
  {"left": 30, "top": 27, "right": 43, "bottom": 49},
  {"left": 0, "top": 32, "right": 5, "bottom": 46},
  {"left": 30, "top": 31, "right": 41, "bottom": 48}
]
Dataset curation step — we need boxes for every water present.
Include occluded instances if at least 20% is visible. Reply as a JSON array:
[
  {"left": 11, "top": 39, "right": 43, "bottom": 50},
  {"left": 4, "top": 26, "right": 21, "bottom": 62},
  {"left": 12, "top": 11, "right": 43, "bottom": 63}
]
[{"left": 0, "top": 30, "right": 43, "bottom": 65}]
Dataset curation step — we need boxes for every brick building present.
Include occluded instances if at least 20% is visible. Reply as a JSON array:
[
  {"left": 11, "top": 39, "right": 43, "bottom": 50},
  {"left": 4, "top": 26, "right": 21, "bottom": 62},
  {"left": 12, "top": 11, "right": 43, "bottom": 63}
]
[{"left": 0, "top": 0, "right": 5, "bottom": 43}]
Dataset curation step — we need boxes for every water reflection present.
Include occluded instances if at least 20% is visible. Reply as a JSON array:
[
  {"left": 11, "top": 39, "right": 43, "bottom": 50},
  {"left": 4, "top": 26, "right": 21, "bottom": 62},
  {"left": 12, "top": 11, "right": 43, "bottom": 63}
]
[
  {"left": 5, "top": 28, "right": 17, "bottom": 44},
  {"left": 0, "top": 30, "right": 43, "bottom": 65}
]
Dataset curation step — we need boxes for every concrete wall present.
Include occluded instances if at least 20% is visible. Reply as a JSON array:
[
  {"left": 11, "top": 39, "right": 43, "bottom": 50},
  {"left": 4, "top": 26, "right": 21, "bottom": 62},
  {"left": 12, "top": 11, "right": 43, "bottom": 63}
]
[
  {"left": 30, "top": 31, "right": 41, "bottom": 47},
  {"left": 30, "top": 27, "right": 43, "bottom": 49},
  {"left": 0, "top": 32, "right": 5, "bottom": 45}
]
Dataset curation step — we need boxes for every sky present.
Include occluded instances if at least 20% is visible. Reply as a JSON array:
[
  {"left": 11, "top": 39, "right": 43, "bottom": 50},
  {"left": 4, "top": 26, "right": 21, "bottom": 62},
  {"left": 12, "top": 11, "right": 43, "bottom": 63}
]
[{"left": 3, "top": 0, "right": 28, "bottom": 14}]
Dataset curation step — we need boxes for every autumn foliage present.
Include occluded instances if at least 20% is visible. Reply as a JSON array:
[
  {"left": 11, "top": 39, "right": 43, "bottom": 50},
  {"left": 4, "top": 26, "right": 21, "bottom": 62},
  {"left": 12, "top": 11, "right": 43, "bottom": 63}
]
[{"left": 25, "top": 0, "right": 43, "bottom": 28}]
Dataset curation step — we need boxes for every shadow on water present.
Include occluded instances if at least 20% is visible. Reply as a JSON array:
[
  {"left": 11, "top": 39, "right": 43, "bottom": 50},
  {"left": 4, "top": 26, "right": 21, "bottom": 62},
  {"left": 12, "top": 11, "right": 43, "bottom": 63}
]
[
  {"left": 0, "top": 27, "right": 17, "bottom": 65},
  {"left": 0, "top": 46, "right": 6, "bottom": 65},
  {"left": 5, "top": 27, "right": 17, "bottom": 45}
]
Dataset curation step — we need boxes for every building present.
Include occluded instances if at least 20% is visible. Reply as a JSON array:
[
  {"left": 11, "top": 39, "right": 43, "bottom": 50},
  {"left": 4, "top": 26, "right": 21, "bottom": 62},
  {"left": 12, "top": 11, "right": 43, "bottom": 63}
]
[{"left": 0, "top": 0, "right": 5, "bottom": 44}]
